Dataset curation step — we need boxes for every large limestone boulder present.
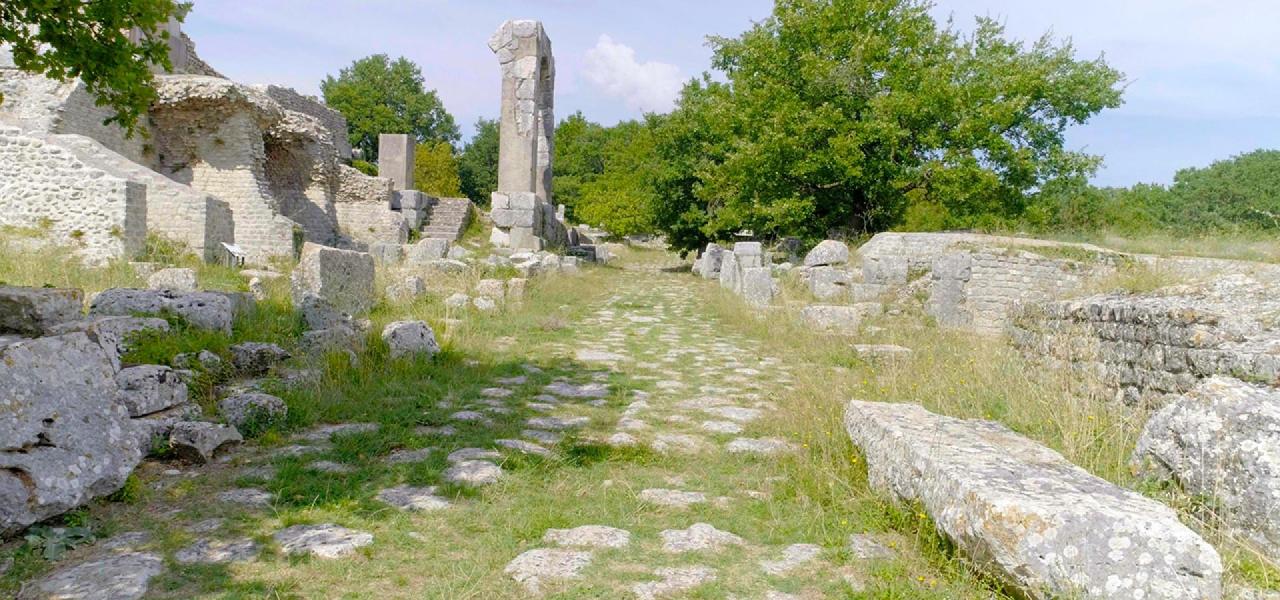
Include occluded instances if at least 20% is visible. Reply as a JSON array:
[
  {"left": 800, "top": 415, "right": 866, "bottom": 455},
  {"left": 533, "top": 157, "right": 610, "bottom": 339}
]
[
  {"left": 116, "top": 365, "right": 189, "bottom": 417},
  {"left": 0, "top": 333, "right": 145, "bottom": 536},
  {"left": 147, "top": 267, "right": 198, "bottom": 292},
  {"left": 696, "top": 243, "right": 726, "bottom": 279},
  {"left": 803, "top": 240, "right": 850, "bottom": 267},
  {"left": 809, "top": 266, "right": 851, "bottom": 301},
  {"left": 740, "top": 267, "right": 776, "bottom": 308},
  {"left": 719, "top": 251, "right": 741, "bottom": 293},
  {"left": 381, "top": 321, "right": 441, "bottom": 358},
  {"left": 405, "top": 238, "right": 451, "bottom": 265},
  {"left": 0, "top": 285, "right": 83, "bottom": 335},
  {"left": 47, "top": 316, "right": 170, "bottom": 370},
  {"left": 844, "top": 400, "right": 1222, "bottom": 600},
  {"left": 290, "top": 243, "right": 375, "bottom": 316},
  {"left": 1135, "top": 377, "right": 1280, "bottom": 559},
  {"left": 90, "top": 288, "right": 234, "bottom": 334}
]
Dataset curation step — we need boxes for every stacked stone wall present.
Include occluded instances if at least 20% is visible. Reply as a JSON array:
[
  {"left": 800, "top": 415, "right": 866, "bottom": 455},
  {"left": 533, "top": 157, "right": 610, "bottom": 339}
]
[
  {"left": 1010, "top": 275, "right": 1280, "bottom": 405},
  {"left": 0, "top": 128, "right": 146, "bottom": 263},
  {"left": 50, "top": 133, "right": 233, "bottom": 262},
  {"left": 927, "top": 250, "right": 1101, "bottom": 334}
]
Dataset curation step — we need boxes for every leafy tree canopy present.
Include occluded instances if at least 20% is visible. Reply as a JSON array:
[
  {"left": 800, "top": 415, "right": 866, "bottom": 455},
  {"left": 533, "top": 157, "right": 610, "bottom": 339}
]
[
  {"left": 414, "top": 141, "right": 462, "bottom": 197},
  {"left": 458, "top": 118, "right": 499, "bottom": 205},
  {"left": 321, "top": 54, "right": 459, "bottom": 161},
  {"left": 651, "top": 0, "right": 1124, "bottom": 253},
  {"left": 1, "top": 0, "right": 186, "bottom": 135}
]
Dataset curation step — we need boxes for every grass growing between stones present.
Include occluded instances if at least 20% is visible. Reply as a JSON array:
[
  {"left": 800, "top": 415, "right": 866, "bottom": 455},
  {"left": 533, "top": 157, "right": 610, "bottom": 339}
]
[{"left": 696, "top": 273, "right": 1280, "bottom": 591}]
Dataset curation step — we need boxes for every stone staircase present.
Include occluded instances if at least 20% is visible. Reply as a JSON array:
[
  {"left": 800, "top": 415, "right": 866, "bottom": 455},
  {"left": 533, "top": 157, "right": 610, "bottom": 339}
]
[{"left": 420, "top": 197, "right": 473, "bottom": 242}]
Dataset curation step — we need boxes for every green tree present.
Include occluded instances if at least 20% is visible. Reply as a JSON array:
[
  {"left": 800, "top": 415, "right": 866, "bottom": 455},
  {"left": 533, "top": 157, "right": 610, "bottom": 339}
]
[
  {"left": 1, "top": 0, "right": 186, "bottom": 135},
  {"left": 414, "top": 141, "right": 462, "bottom": 197},
  {"left": 651, "top": 0, "right": 1123, "bottom": 254},
  {"left": 577, "top": 120, "right": 661, "bottom": 235},
  {"left": 320, "top": 55, "right": 459, "bottom": 160},
  {"left": 458, "top": 118, "right": 499, "bottom": 205},
  {"left": 1164, "top": 150, "right": 1280, "bottom": 231},
  {"left": 553, "top": 112, "right": 608, "bottom": 216}
]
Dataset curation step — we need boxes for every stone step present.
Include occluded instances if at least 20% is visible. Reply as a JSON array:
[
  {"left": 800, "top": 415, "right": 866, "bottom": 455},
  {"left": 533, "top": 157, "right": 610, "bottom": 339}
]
[{"left": 843, "top": 400, "right": 1221, "bottom": 600}]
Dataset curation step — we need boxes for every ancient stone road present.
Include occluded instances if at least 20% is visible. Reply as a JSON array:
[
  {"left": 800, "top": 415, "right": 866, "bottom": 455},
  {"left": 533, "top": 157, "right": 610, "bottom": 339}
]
[{"left": 19, "top": 265, "right": 903, "bottom": 599}]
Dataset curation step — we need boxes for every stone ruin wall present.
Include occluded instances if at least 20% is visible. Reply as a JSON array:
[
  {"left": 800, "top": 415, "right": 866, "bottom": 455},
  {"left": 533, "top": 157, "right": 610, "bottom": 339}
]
[
  {"left": 0, "top": 25, "right": 407, "bottom": 265},
  {"left": 925, "top": 249, "right": 1104, "bottom": 334},
  {"left": 0, "top": 127, "right": 146, "bottom": 262},
  {"left": 1010, "top": 276, "right": 1280, "bottom": 405},
  {"left": 48, "top": 132, "right": 234, "bottom": 262}
]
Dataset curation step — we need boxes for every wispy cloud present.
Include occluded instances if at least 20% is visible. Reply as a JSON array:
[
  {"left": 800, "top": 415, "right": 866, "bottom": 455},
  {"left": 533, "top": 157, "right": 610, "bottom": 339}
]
[{"left": 583, "top": 34, "right": 684, "bottom": 114}]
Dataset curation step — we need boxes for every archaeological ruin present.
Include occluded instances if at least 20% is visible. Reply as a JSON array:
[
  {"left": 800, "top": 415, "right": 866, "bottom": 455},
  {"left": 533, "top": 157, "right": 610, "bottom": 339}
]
[{"left": 1, "top": 7, "right": 1278, "bottom": 600}]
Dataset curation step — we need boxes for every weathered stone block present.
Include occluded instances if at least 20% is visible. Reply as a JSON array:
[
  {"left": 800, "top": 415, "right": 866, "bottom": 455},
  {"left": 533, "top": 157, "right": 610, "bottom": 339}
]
[
  {"left": 804, "top": 240, "right": 850, "bottom": 267},
  {"left": 0, "top": 333, "right": 144, "bottom": 535},
  {"left": 377, "top": 134, "right": 414, "bottom": 191},
  {"left": 405, "top": 238, "right": 450, "bottom": 264},
  {"left": 809, "top": 266, "right": 851, "bottom": 301},
  {"left": 799, "top": 304, "right": 882, "bottom": 335},
  {"left": 845, "top": 400, "right": 1222, "bottom": 600},
  {"left": 230, "top": 342, "right": 290, "bottom": 376},
  {"left": 1135, "top": 376, "right": 1280, "bottom": 560},
  {"left": 116, "top": 365, "right": 188, "bottom": 417},
  {"left": 382, "top": 321, "right": 441, "bottom": 359},
  {"left": 169, "top": 421, "right": 241, "bottom": 464},
  {"left": 90, "top": 289, "right": 233, "bottom": 334},
  {"left": 147, "top": 267, "right": 198, "bottom": 292},
  {"left": 0, "top": 286, "right": 83, "bottom": 335},
  {"left": 290, "top": 242, "right": 375, "bottom": 316},
  {"left": 740, "top": 267, "right": 776, "bottom": 308},
  {"left": 219, "top": 392, "right": 287, "bottom": 431},
  {"left": 696, "top": 244, "right": 725, "bottom": 279}
]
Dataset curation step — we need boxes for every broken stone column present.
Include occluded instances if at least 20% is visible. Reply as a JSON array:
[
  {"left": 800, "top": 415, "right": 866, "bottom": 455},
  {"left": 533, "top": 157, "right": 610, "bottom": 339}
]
[
  {"left": 378, "top": 134, "right": 414, "bottom": 191},
  {"left": 489, "top": 20, "right": 555, "bottom": 249}
]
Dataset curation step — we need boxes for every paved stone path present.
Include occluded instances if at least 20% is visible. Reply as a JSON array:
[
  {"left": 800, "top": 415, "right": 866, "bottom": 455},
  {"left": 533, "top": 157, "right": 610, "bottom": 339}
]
[{"left": 13, "top": 263, "right": 908, "bottom": 599}]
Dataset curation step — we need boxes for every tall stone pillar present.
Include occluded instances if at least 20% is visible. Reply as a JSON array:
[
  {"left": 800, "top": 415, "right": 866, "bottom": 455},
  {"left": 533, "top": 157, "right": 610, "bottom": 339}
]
[
  {"left": 489, "top": 20, "right": 555, "bottom": 249},
  {"left": 377, "top": 134, "right": 414, "bottom": 191}
]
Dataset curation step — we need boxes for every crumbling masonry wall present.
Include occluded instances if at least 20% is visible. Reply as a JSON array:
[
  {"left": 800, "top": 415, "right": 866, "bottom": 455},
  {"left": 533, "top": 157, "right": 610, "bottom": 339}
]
[
  {"left": 926, "top": 249, "right": 1103, "bottom": 334},
  {"left": 0, "top": 127, "right": 146, "bottom": 262},
  {"left": 1010, "top": 275, "right": 1280, "bottom": 405}
]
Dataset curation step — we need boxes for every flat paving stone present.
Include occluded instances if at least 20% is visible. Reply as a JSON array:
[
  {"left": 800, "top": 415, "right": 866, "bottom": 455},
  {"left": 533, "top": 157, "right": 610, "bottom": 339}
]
[
  {"left": 760, "top": 543, "right": 822, "bottom": 575},
  {"left": 700, "top": 420, "right": 744, "bottom": 434},
  {"left": 480, "top": 387, "right": 514, "bottom": 398},
  {"left": 185, "top": 518, "right": 225, "bottom": 534},
  {"left": 377, "top": 485, "right": 450, "bottom": 511},
  {"left": 542, "top": 525, "right": 632, "bottom": 549},
  {"left": 632, "top": 565, "right": 718, "bottom": 600},
  {"left": 273, "top": 524, "right": 373, "bottom": 559},
  {"left": 660, "top": 523, "right": 745, "bottom": 553},
  {"left": 443, "top": 460, "right": 503, "bottom": 486},
  {"left": 639, "top": 488, "right": 708, "bottom": 507},
  {"left": 174, "top": 538, "right": 260, "bottom": 564},
  {"left": 848, "top": 533, "right": 896, "bottom": 560},
  {"left": 523, "top": 429, "right": 563, "bottom": 444},
  {"left": 496, "top": 438, "right": 554, "bottom": 457},
  {"left": 17, "top": 552, "right": 163, "bottom": 600},
  {"left": 217, "top": 488, "right": 273, "bottom": 507},
  {"left": 702, "top": 405, "right": 764, "bottom": 422},
  {"left": 385, "top": 448, "right": 433, "bottom": 464},
  {"left": 526, "top": 416, "right": 591, "bottom": 431},
  {"left": 651, "top": 433, "right": 709, "bottom": 454},
  {"left": 505, "top": 548, "right": 594, "bottom": 594},
  {"left": 447, "top": 447, "right": 502, "bottom": 463},
  {"left": 726, "top": 437, "right": 797, "bottom": 455},
  {"left": 308, "top": 460, "right": 354, "bottom": 473},
  {"left": 544, "top": 381, "right": 610, "bottom": 398},
  {"left": 298, "top": 423, "right": 378, "bottom": 442}
]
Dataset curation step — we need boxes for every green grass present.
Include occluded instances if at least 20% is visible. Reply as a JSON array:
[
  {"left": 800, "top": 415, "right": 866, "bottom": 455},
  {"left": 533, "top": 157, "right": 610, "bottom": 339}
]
[{"left": 4, "top": 234, "right": 1276, "bottom": 597}]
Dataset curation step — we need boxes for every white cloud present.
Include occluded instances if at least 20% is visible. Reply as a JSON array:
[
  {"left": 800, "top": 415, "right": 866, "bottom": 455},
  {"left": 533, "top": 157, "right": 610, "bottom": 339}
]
[{"left": 583, "top": 35, "right": 684, "bottom": 114}]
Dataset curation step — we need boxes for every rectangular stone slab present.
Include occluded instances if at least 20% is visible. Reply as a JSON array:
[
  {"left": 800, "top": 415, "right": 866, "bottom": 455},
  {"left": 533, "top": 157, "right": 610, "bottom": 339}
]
[{"left": 843, "top": 400, "right": 1221, "bottom": 600}]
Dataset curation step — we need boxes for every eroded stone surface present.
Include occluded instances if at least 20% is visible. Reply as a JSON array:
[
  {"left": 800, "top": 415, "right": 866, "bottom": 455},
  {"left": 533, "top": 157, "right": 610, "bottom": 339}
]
[
  {"left": 844, "top": 399, "right": 1222, "bottom": 599},
  {"left": 377, "top": 485, "right": 450, "bottom": 511},
  {"left": 443, "top": 460, "right": 503, "bottom": 486},
  {"left": 174, "top": 538, "right": 259, "bottom": 564},
  {"left": 542, "top": 525, "right": 631, "bottom": 549},
  {"left": 17, "top": 552, "right": 163, "bottom": 600},
  {"left": 639, "top": 488, "right": 708, "bottom": 508},
  {"left": 504, "top": 548, "right": 593, "bottom": 594},
  {"left": 760, "top": 543, "right": 822, "bottom": 575},
  {"left": 632, "top": 566, "right": 717, "bottom": 600},
  {"left": 660, "top": 523, "right": 745, "bottom": 553},
  {"left": 273, "top": 524, "right": 373, "bottom": 559}
]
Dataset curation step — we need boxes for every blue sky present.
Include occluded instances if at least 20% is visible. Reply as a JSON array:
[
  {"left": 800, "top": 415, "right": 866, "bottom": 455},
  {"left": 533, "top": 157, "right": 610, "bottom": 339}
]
[{"left": 183, "top": 0, "right": 1280, "bottom": 187}]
